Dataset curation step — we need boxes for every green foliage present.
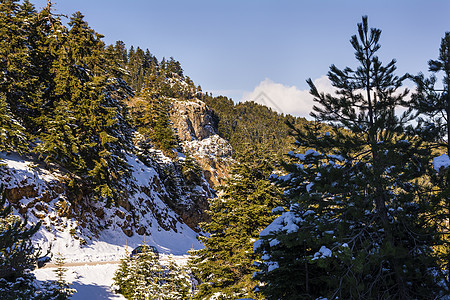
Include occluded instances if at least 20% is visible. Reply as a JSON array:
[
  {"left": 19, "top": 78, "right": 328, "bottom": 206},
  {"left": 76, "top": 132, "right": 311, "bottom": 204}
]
[
  {"left": 113, "top": 246, "right": 192, "bottom": 299},
  {"left": 0, "top": 95, "right": 29, "bottom": 153},
  {"left": 411, "top": 32, "right": 450, "bottom": 153},
  {"left": 0, "top": 184, "right": 66, "bottom": 299},
  {"left": 181, "top": 153, "right": 203, "bottom": 185},
  {"left": 34, "top": 11, "right": 132, "bottom": 205},
  {"left": 52, "top": 252, "right": 76, "bottom": 299},
  {"left": 411, "top": 32, "right": 450, "bottom": 287},
  {"left": 203, "top": 95, "right": 308, "bottom": 162},
  {"left": 131, "top": 92, "right": 178, "bottom": 153},
  {"left": 0, "top": 184, "right": 41, "bottom": 283},
  {"left": 190, "top": 152, "right": 283, "bottom": 300},
  {"left": 254, "top": 16, "right": 446, "bottom": 300}
]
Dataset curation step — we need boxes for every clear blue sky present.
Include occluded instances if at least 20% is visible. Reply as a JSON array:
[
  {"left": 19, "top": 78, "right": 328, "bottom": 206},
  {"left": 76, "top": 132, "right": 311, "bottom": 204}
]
[{"left": 32, "top": 0, "right": 450, "bottom": 116}]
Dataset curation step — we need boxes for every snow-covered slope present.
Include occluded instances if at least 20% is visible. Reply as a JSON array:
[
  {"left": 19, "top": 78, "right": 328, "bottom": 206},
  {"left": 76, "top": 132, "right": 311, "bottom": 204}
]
[
  {"left": 1, "top": 97, "right": 234, "bottom": 299},
  {"left": 1, "top": 150, "right": 202, "bottom": 263}
]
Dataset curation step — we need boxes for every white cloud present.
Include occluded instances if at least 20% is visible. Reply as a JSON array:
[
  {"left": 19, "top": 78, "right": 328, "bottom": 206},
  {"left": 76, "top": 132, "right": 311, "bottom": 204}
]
[{"left": 241, "top": 76, "right": 334, "bottom": 118}]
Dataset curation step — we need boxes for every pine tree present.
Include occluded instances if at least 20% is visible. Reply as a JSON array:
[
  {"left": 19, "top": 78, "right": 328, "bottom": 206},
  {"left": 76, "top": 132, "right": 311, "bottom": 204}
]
[
  {"left": 35, "top": 11, "right": 132, "bottom": 205},
  {"left": 113, "top": 246, "right": 192, "bottom": 300},
  {"left": 254, "top": 16, "right": 446, "bottom": 300},
  {"left": 0, "top": 184, "right": 41, "bottom": 299},
  {"left": 411, "top": 32, "right": 450, "bottom": 289},
  {"left": 411, "top": 32, "right": 450, "bottom": 154},
  {"left": 190, "top": 151, "right": 282, "bottom": 300},
  {"left": 0, "top": 95, "right": 28, "bottom": 153},
  {"left": 52, "top": 252, "right": 76, "bottom": 299}
]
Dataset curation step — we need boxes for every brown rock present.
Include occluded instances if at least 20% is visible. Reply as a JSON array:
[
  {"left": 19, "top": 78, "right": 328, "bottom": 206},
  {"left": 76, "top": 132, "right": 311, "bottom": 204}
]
[
  {"left": 95, "top": 207, "right": 105, "bottom": 219},
  {"left": 4, "top": 185, "right": 38, "bottom": 203},
  {"left": 32, "top": 210, "right": 46, "bottom": 220},
  {"left": 115, "top": 209, "right": 125, "bottom": 219},
  {"left": 137, "top": 226, "right": 146, "bottom": 235},
  {"left": 122, "top": 224, "right": 133, "bottom": 237},
  {"left": 118, "top": 197, "right": 131, "bottom": 211},
  {"left": 169, "top": 99, "right": 215, "bottom": 142}
]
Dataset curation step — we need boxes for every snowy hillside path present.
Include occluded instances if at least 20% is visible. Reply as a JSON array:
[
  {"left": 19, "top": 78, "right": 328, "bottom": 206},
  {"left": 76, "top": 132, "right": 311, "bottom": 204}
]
[
  {"left": 41, "top": 260, "right": 122, "bottom": 269},
  {"left": 35, "top": 254, "right": 190, "bottom": 299}
]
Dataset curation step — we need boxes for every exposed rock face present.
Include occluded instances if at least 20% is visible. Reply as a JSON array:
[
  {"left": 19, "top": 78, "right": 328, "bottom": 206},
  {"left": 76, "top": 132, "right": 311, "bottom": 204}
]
[
  {"left": 0, "top": 97, "right": 233, "bottom": 243},
  {"left": 169, "top": 99, "right": 233, "bottom": 187},
  {"left": 0, "top": 151, "right": 202, "bottom": 238},
  {"left": 170, "top": 99, "right": 216, "bottom": 142},
  {"left": 182, "top": 135, "right": 233, "bottom": 187}
]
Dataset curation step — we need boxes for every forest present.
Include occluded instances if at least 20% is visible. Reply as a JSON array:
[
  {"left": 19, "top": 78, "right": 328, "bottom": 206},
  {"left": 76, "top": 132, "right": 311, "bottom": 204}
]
[{"left": 0, "top": 0, "right": 449, "bottom": 299}]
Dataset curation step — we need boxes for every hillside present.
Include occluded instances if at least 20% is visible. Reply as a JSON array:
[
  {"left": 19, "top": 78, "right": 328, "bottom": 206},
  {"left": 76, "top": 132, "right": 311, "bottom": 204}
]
[{"left": 0, "top": 0, "right": 304, "bottom": 259}]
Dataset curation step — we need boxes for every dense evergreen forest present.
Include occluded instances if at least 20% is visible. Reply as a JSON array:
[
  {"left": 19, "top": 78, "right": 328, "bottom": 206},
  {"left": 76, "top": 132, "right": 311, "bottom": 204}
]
[{"left": 0, "top": 0, "right": 449, "bottom": 299}]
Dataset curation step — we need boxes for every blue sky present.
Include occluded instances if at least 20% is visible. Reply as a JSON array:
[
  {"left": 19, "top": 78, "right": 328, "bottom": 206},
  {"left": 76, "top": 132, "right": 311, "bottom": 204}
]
[{"left": 32, "top": 0, "right": 450, "bottom": 117}]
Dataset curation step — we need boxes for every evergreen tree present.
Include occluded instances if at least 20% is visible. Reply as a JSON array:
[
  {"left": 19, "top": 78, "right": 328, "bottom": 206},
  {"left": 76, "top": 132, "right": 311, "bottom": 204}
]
[
  {"left": 0, "top": 95, "right": 28, "bottom": 153},
  {"left": 126, "top": 46, "right": 146, "bottom": 92},
  {"left": 36, "top": 11, "right": 132, "bottom": 205},
  {"left": 0, "top": 184, "right": 45, "bottom": 299},
  {"left": 411, "top": 32, "right": 450, "bottom": 154},
  {"left": 52, "top": 252, "right": 76, "bottom": 299},
  {"left": 181, "top": 152, "right": 203, "bottom": 185},
  {"left": 113, "top": 246, "right": 192, "bottom": 299},
  {"left": 131, "top": 91, "right": 178, "bottom": 154},
  {"left": 254, "top": 16, "right": 446, "bottom": 300},
  {"left": 203, "top": 95, "right": 308, "bottom": 163},
  {"left": 411, "top": 32, "right": 450, "bottom": 288},
  {"left": 0, "top": 0, "right": 30, "bottom": 120},
  {"left": 165, "top": 255, "right": 192, "bottom": 300},
  {"left": 191, "top": 151, "right": 282, "bottom": 300}
]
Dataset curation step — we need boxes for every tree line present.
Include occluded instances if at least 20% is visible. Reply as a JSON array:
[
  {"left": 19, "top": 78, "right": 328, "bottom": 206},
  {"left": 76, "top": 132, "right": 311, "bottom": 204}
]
[
  {"left": 1, "top": 1, "right": 450, "bottom": 298},
  {"left": 192, "top": 17, "right": 450, "bottom": 300}
]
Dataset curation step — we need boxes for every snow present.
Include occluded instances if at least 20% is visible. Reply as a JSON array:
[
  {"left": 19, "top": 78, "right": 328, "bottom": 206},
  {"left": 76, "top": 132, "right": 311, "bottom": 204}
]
[
  {"left": 182, "top": 134, "right": 233, "bottom": 158},
  {"left": 288, "top": 149, "right": 321, "bottom": 160},
  {"left": 433, "top": 154, "right": 450, "bottom": 172},
  {"left": 1, "top": 151, "right": 203, "bottom": 298},
  {"left": 269, "top": 238, "right": 279, "bottom": 247},
  {"left": 35, "top": 263, "right": 124, "bottom": 300},
  {"left": 312, "top": 246, "right": 332, "bottom": 260},
  {"left": 34, "top": 254, "right": 192, "bottom": 300},
  {"left": 255, "top": 210, "right": 303, "bottom": 252},
  {"left": 267, "top": 261, "right": 279, "bottom": 272},
  {"left": 271, "top": 206, "right": 285, "bottom": 214}
]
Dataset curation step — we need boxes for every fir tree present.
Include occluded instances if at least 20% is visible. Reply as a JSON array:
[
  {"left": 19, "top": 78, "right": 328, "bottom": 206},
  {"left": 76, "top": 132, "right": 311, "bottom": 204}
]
[
  {"left": 0, "top": 0, "right": 30, "bottom": 119},
  {"left": 52, "top": 252, "right": 76, "bottom": 299},
  {"left": 165, "top": 255, "right": 192, "bottom": 300},
  {"left": 131, "top": 91, "right": 178, "bottom": 154},
  {"left": 113, "top": 246, "right": 192, "bottom": 300},
  {"left": 191, "top": 151, "right": 282, "bottom": 300},
  {"left": 0, "top": 95, "right": 28, "bottom": 153},
  {"left": 254, "top": 16, "right": 446, "bottom": 300},
  {"left": 0, "top": 184, "right": 48, "bottom": 299},
  {"left": 36, "top": 11, "right": 132, "bottom": 205},
  {"left": 181, "top": 152, "right": 202, "bottom": 185}
]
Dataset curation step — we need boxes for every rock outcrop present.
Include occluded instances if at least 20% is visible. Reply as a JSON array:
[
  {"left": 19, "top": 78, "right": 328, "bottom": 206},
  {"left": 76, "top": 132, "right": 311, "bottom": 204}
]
[
  {"left": 169, "top": 98, "right": 233, "bottom": 187},
  {"left": 0, "top": 97, "right": 233, "bottom": 247}
]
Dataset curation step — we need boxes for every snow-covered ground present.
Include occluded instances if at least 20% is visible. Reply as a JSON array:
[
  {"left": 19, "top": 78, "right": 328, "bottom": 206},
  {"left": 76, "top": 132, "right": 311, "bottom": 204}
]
[
  {"left": 35, "top": 263, "right": 125, "bottom": 300},
  {"left": 1, "top": 151, "right": 202, "bottom": 298},
  {"left": 34, "top": 254, "right": 191, "bottom": 300}
]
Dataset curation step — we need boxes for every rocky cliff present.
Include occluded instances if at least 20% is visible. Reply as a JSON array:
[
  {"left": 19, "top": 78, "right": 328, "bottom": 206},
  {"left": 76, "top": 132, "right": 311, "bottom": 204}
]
[
  {"left": 0, "top": 97, "right": 233, "bottom": 255},
  {"left": 169, "top": 98, "right": 233, "bottom": 187}
]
